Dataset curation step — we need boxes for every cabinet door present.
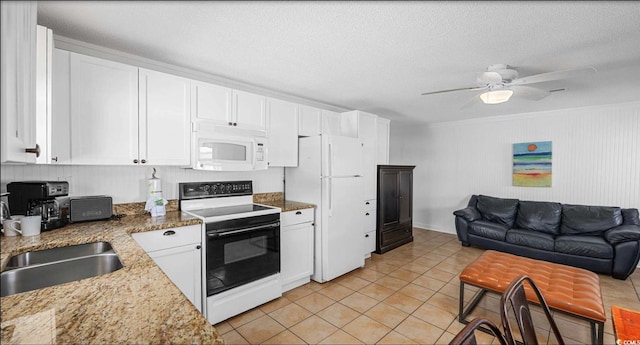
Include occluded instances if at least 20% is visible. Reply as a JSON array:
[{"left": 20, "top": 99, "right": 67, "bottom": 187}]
[
  {"left": 380, "top": 170, "right": 399, "bottom": 227},
  {"left": 233, "top": 89, "right": 266, "bottom": 131},
  {"left": 321, "top": 110, "right": 342, "bottom": 136},
  {"left": 281, "top": 222, "right": 314, "bottom": 291},
  {"left": 35, "top": 25, "right": 53, "bottom": 164},
  {"left": 398, "top": 170, "right": 413, "bottom": 224},
  {"left": 51, "top": 48, "right": 71, "bottom": 164},
  {"left": 267, "top": 98, "right": 298, "bottom": 167},
  {"left": 69, "top": 52, "right": 138, "bottom": 165},
  {"left": 148, "top": 244, "right": 202, "bottom": 312},
  {"left": 360, "top": 113, "right": 378, "bottom": 201},
  {"left": 139, "top": 68, "right": 191, "bottom": 166},
  {"left": 298, "top": 105, "right": 322, "bottom": 136},
  {"left": 191, "top": 80, "right": 232, "bottom": 125},
  {"left": 376, "top": 118, "right": 390, "bottom": 165},
  {"left": 1, "top": 1, "right": 38, "bottom": 163}
]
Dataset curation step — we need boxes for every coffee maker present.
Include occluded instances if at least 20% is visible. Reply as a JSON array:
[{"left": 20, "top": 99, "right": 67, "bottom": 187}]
[{"left": 7, "top": 181, "right": 70, "bottom": 231}]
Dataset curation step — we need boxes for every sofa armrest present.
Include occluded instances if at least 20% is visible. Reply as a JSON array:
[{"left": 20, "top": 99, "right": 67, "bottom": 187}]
[
  {"left": 454, "top": 207, "right": 482, "bottom": 222},
  {"left": 604, "top": 225, "right": 640, "bottom": 245}
]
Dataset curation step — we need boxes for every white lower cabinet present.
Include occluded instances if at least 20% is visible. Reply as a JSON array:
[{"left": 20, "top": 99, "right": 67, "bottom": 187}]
[
  {"left": 280, "top": 208, "right": 314, "bottom": 292},
  {"left": 131, "top": 225, "right": 202, "bottom": 312},
  {"left": 363, "top": 199, "right": 377, "bottom": 257}
]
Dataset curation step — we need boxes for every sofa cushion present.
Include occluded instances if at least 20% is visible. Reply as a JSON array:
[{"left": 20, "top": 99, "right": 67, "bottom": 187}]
[
  {"left": 555, "top": 235, "right": 613, "bottom": 259},
  {"left": 622, "top": 209, "right": 640, "bottom": 225},
  {"left": 468, "top": 220, "right": 509, "bottom": 241},
  {"left": 506, "top": 228, "right": 555, "bottom": 251},
  {"left": 514, "top": 201, "right": 562, "bottom": 235},
  {"left": 476, "top": 195, "right": 519, "bottom": 228},
  {"left": 560, "top": 205, "right": 623, "bottom": 235}
]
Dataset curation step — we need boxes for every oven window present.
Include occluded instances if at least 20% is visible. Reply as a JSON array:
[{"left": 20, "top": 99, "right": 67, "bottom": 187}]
[
  {"left": 201, "top": 142, "right": 247, "bottom": 161},
  {"left": 224, "top": 236, "right": 267, "bottom": 264}
]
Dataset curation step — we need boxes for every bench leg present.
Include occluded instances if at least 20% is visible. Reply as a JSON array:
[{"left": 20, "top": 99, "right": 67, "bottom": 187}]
[
  {"left": 458, "top": 281, "right": 487, "bottom": 325},
  {"left": 590, "top": 321, "right": 604, "bottom": 345}
]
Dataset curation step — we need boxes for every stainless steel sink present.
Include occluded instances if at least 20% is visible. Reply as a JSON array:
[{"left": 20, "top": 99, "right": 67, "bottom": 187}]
[
  {"left": 5, "top": 242, "right": 115, "bottom": 270},
  {"left": 1, "top": 242, "right": 123, "bottom": 297}
]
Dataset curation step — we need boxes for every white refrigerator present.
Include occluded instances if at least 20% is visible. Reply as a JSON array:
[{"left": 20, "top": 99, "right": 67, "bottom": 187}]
[{"left": 285, "top": 135, "right": 365, "bottom": 283}]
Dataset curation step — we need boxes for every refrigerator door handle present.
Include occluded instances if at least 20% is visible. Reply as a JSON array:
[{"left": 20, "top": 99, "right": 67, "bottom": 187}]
[
  {"left": 328, "top": 142, "right": 332, "bottom": 177},
  {"left": 328, "top": 178, "right": 332, "bottom": 216}
]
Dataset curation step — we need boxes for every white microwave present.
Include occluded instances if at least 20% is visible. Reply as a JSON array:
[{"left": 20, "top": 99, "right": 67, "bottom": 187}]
[{"left": 192, "top": 123, "right": 268, "bottom": 171}]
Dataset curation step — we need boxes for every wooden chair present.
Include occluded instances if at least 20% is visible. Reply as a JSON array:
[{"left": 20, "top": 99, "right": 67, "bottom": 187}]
[
  {"left": 500, "top": 275, "right": 565, "bottom": 345},
  {"left": 449, "top": 317, "right": 508, "bottom": 345}
]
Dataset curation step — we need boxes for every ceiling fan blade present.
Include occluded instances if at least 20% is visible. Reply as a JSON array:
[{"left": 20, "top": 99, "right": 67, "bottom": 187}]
[
  {"left": 421, "top": 86, "right": 485, "bottom": 96},
  {"left": 477, "top": 71, "right": 502, "bottom": 85},
  {"left": 509, "top": 66, "right": 596, "bottom": 86},
  {"left": 512, "top": 86, "right": 550, "bottom": 101}
]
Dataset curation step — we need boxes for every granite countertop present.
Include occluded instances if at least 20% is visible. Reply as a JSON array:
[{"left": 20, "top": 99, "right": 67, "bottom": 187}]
[
  {"left": 253, "top": 192, "right": 315, "bottom": 212},
  {"left": 0, "top": 211, "right": 223, "bottom": 345}
]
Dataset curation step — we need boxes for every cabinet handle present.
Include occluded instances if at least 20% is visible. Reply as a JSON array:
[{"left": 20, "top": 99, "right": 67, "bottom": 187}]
[
  {"left": 295, "top": 211, "right": 302, "bottom": 215},
  {"left": 365, "top": 201, "right": 370, "bottom": 205},
  {"left": 141, "top": 159, "right": 146, "bottom": 164},
  {"left": 365, "top": 212, "right": 370, "bottom": 216},
  {"left": 196, "top": 245, "right": 201, "bottom": 250},
  {"left": 233, "top": 122, "right": 238, "bottom": 126},
  {"left": 25, "top": 144, "right": 40, "bottom": 158},
  {"left": 133, "top": 159, "right": 139, "bottom": 164},
  {"left": 228, "top": 122, "right": 233, "bottom": 126},
  {"left": 51, "top": 156, "right": 58, "bottom": 162},
  {"left": 365, "top": 234, "right": 369, "bottom": 238},
  {"left": 163, "top": 230, "right": 176, "bottom": 236}
]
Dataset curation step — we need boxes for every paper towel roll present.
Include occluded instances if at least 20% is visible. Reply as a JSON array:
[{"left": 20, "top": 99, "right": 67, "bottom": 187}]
[{"left": 148, "top": 178, "right": 162, "bottom": 198}]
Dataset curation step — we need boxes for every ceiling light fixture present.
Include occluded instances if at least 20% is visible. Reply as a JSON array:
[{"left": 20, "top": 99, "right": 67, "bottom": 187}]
[{"left": 480, "top": 89, "right": 513, "bottom": 104}]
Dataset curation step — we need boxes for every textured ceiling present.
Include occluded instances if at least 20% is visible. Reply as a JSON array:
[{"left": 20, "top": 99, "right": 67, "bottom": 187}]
[{"left": 38, "top": 1, "right": 640, "bottom": 124}]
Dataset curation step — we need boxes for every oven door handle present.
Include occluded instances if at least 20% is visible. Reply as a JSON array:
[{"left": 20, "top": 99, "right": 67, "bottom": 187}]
[{"left": 207, "top": 222, "right": 280, "bottom": 238}]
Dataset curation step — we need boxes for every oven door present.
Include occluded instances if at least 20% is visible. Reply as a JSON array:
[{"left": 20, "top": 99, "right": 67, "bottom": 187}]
[{"left": 205, "top": 213, "right": 280, "bottom": 296}]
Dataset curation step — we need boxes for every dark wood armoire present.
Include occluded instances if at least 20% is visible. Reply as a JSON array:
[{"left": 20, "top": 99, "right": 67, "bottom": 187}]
[{"left": 376, "top": 165, "right": 415, "bottom": 254}]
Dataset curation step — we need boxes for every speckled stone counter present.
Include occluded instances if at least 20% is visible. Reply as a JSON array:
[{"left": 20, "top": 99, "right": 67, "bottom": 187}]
[
  {"left": 0, "top": 211, "right": 223, "bottom": 345},
  {"left": 254, "top": 192, "right": 315, "bottom": 212}
]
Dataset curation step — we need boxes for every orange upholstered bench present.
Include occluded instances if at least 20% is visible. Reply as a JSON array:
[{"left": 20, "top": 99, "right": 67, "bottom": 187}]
[{"left": 459, "top": 250, "right": 606, "bottom": 345}]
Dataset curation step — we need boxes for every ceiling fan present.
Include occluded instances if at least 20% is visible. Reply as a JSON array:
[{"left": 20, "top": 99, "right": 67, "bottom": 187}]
[{"left": 421, "top": 64, "right": 597, "bottom": 105}]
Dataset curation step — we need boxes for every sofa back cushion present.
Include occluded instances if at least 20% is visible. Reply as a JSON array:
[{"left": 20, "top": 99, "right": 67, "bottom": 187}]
[
  {"left": 514, "top": 201, "right": 562, "bottom": 235},
  {"left": 561, "top": 204, "right": 623, "bottom": 235},
  {"left": 622, "top": 209, "right": 640, "bottom": 225},
  {"left": 476, "top": 195, "right": 519, "bottom": 228}
]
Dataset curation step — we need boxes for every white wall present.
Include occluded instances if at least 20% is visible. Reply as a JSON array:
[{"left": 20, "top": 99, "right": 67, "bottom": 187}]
[
  {"left": 0, "top": 165, "right": 284, "bottom": 203},
  {"left": 390, "top": 101, "right": 640, "bottom": 234}
]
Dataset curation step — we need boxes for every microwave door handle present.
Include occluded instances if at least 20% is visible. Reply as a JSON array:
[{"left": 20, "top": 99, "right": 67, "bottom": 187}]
[{"left": 207, "top": 223, "right": 279, "bottom": 238}]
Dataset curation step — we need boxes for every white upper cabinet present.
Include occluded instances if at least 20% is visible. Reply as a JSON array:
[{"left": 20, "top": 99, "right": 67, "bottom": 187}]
[
  {"left": 139, "top": 68, "right": 191, "bottom": 166},
  {"left": 1, "top": 1, "right": 38, "bottom": 163},
  {"left": 191, "top": 80, "right": 232, "bottom": 125},
  {"left": 298, "top": 105, "right": 322, "bottom": 136},
  {"left": 267, "top": 98, "right": 298, "bottom": 167},
  {"left": 233, "top": 89, "right": 266, "bottom": 132},
  {"left": 51, "top": 48, "right": 71, "bottom": 164},
  {"left": 322, "top": 110, "right": 343, "bottom": 136},
  {"left": 69, "top": 52, "right": 139, "bottom": 165},
  {"left": 190, "top": 81, "right": 266, "bottom": 134},
  {"left": 35, "top": 25, "right": 53, "bottom": 164},
  {"left": 376, "top": 117, "right": 390, "bottom": 165}
]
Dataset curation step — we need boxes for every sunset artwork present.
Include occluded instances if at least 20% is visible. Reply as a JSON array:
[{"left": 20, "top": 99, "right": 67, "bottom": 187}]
[{"left": 513, "top": 141, "right": 552, "bottom": 187}]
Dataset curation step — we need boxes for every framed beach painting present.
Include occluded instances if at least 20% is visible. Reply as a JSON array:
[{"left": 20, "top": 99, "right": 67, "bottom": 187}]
[{"left": 513, "top": 141, "right": 552, "bottom": 187}]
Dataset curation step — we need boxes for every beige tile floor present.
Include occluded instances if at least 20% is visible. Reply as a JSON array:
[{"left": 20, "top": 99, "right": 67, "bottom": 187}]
[{"left": 214, "top": 228, "right": 640, "bottom": 344}]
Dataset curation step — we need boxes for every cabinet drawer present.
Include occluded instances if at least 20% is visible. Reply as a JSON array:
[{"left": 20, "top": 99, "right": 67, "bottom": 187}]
[
  {"left": 364, "top": 231, "right": 376, "bottom": 254},
  {"left": 364, "top": 199, "right": 376, "bottom": 211},
  {"left": 364, "top": 209, "right": 376, "bottom": 232},
  {"left": 281, "top": 208, "right": 314, "bottom": 227},
  {"left": 132, "top": 224, "right": 201, "bottom": 252}
]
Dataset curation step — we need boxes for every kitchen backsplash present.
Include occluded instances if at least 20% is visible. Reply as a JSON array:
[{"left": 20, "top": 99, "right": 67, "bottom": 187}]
[{"left": 0, "top": 165, "right": 284, "bottom": 203}]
